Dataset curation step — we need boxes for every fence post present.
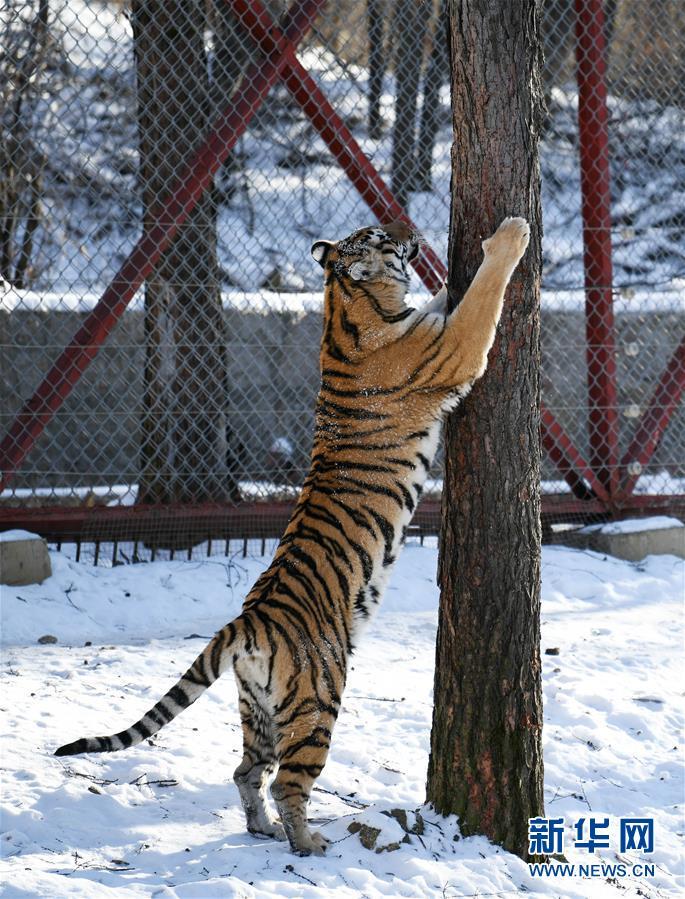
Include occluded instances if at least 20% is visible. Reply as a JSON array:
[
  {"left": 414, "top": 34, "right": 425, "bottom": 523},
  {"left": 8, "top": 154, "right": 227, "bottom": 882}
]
[{"left": 574, "top": 0, "right": 619, "bottom": 500}]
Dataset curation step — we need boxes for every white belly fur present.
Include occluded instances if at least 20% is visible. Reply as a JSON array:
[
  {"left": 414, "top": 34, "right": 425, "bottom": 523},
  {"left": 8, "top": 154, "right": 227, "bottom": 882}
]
[{"left": 350, "top": 416, "right": 443, "bottom": 640}]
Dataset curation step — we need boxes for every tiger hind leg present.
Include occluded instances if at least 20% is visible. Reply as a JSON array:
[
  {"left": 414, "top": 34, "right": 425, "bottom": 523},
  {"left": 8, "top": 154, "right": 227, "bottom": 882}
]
[
  {"left": 233, "top": 702, "right": 286, "bottom": 841},
  {"left": 270, "top": 718, "right": 335, "bottom": 856}
]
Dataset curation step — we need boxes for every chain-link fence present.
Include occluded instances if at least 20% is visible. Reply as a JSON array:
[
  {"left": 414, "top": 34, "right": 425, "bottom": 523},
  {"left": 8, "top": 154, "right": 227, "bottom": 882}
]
[{"left": 1, "top": 0, "right": 683, "bottom": 557}]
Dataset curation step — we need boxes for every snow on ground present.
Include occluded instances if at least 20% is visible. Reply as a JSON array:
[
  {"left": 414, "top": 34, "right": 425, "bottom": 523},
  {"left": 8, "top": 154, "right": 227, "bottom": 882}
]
[
  {"left": 3, "top": 471, "right": 685, "bottom": 510},
  {"left": 3, "top": 285, "right": 684, "bottom": 316},
  {"left": 581, "top": 516, "right": 684, "bottom": 535},
  {"left": 1, "top": 542, "right": 683, "bottom": 897}
]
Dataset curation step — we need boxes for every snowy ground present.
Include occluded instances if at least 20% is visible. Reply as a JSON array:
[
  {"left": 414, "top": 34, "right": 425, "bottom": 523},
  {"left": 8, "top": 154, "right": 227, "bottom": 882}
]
[{"left": 1, "top": 539, "right": 683, "bottom": 898}]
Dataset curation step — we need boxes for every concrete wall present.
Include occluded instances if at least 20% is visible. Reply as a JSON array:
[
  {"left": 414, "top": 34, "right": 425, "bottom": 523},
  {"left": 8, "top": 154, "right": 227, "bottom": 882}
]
[{"left": 1, "top": 306, "right": 682, "bottom": 495}]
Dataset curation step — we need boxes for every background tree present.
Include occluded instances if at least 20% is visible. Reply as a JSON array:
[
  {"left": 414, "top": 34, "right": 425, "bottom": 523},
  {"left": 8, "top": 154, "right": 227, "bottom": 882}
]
[
  {"left": 1, "top": 0, "right": 50, "bottom": 288},
  {"left": 131, "top": 0, "right": 239, "bottom": 505},
  {"left": 426, "top": 0, "right": 545, "bottom": 860},
  {"left": 366, "top": 0, "right": 386, "bottom": 140},
  {"left": 414, "top": 0, "right": 448, "bottom": 191},
  {"left": 391, "top": 0, "right": 428, "bottom": 210}
]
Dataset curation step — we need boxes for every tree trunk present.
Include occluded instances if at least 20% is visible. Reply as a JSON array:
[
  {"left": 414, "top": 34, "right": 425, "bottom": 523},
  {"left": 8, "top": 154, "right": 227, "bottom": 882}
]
[
  {"left": 131, "top": 0, "right": 240, "bottom": 506},
  {"left": 367, "top": 0, "right": 386, "bottom": 140},
  {"left": 209, "top": 0, "right": 255, "bottom": 204},
  {"left": 391, "top": 0, "right": 428, "bottom": 210},
  {"left": 1, "top": 0, "right": 49, "bottom": 287},
  {"left": 414, "top": 0, "right": 448, "bottom": 191},
  {"left": 426, "top": 0, "right": 545, "bottom": 861},
  {"left": 540, "top": 0, "right": 575, "bottom": 98}
]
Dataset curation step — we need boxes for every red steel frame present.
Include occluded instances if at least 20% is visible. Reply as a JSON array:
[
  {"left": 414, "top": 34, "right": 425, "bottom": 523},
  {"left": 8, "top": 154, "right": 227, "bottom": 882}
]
[
  {"left": 573, "top": 0, "right": 685, "bottom": 505},
  {"left": 574, "top": 0, "right": 619, "bottom": 497},
  {"left": 2, "top": 493, "right": 680, "bottom": 554},
  {"left": 0, "top": 0, "right": 682, "bottom": 521},
  {"left": 619, "top": 335, "right": 685, "bottom": 498}
]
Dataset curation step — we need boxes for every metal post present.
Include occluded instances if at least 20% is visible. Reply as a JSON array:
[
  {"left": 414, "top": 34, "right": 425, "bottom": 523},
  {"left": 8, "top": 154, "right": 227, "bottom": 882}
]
[{"left": 574, "top": 0, "right": 619, "bottom": 499}]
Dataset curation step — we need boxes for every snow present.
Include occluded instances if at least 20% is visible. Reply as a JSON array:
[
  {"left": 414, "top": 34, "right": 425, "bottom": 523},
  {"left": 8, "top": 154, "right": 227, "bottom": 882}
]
[
  {"left": 1, "top": 542, "right": 683, "bottom": 897},
  {"left": 0, "top": 530, "right": 44, "bottom": 544},
  {"left": 4, "top": 472, "right": 685, "bottom": 510},
  {"left": 3, "top": 285, "right": 684, "bottom": 315},
  {"left": 581, "top": 516, "right": 684, "bottom": 535}
]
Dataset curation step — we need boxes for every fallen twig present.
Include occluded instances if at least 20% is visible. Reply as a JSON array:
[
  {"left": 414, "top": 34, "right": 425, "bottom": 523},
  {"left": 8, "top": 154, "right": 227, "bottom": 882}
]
[
  {"left": 312, "top": 785, "right": 368, "bottom": 809},
  {"left": 61, "top": 767, "right": 118, "bottom": 786},
  {"left": 129, "top": 774, "right": 178, "bottom": 788},
  {"left": 352, "top": 694, "right": 405, "bottom": 702},
  {"left": 284, "top": 864, "right": 317, "bottom": 887}
]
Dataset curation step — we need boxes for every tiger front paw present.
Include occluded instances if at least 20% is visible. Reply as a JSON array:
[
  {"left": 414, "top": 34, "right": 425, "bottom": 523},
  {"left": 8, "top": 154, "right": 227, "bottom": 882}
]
[{"left": 482, "top": 217, "right": 530, "bottom": 267}]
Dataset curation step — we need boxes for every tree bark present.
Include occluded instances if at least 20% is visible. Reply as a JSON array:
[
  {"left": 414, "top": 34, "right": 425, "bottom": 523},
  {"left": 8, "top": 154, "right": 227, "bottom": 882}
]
[
  {"left": 367, "top": 0, "right": 386, "bottom": 140},
  {"left": 1, "top": 0, "right": 49, "bottom": 287},
  {"left": 414, "top": 0, "right": 448, "bottom": 191},
  {"left": 131, "top": 0, "right": 240, "bottom": 506},
  {"left": 426, "top": 0, "right": 545, "bottom": 861},
  {"left": 391, "top": 0, "right": 428, "bottom": 210}
]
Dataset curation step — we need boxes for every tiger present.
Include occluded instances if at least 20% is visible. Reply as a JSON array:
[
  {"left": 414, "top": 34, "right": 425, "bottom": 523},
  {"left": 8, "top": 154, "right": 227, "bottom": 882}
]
[{"left": 54, "top": 215, "right": 530, "bottom": 857}]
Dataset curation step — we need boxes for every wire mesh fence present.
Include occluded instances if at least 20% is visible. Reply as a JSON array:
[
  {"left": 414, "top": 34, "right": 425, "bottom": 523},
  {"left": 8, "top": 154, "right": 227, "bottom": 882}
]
[{"left": 1, "top": 0, "right": 683, "bottom": 557}]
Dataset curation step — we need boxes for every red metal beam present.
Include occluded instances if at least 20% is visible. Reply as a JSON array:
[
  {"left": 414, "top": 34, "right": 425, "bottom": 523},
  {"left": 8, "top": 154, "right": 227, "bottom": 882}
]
[
  {"left": 1, "top": 494, "right": 681, "bottom": 544},
  {"left": 574, "top": 0, "right": 620, "bottom": 496},
  {"left": 0, "top": 0, "right": 326, "bottom": 492},
  {"left": 0, "top": 499, "right": 441, "bottom": 541},
  {"left": 237, "top": 0, "right": 447, "bottom": 292},
  {"left": 619, "top": 334, "right": 685, "bottom": 498},
  {"left": 540, "top": 406, "right": 610, "bottom": 503},
  {"left": 539, "top": 492, "right": 684, "bottom": 521}
]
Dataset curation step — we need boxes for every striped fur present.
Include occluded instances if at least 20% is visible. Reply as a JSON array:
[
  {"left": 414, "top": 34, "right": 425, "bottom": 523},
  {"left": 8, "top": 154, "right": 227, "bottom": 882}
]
[{"left": 54, "top": 217, "right": 530, "bottom": 856}]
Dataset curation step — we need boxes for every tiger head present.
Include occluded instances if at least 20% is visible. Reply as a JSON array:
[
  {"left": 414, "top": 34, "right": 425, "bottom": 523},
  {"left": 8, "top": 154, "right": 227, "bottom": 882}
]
[
  {"left": 311, "top": 221, "right": 419, "bottom": 289},
  {"left": 311, "top": 222, "right": 420, "bottom": 357}
]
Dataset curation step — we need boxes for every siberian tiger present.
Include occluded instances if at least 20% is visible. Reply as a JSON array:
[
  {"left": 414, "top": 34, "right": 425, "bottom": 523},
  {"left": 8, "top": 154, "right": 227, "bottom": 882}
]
[{"left": 55, "top": 216, "right": 530, "bottom": 857}]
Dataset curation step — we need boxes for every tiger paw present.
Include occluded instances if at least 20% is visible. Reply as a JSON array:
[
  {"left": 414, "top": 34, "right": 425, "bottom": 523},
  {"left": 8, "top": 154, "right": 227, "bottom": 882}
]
[
  {"left": 291, "top": 830, "right": 329, "bottom": 857},
  {"left": 482, "top": 217, "right": 530, "bottom": 265},
  {"left": 249, "top": 822, "right": 287, "bottom": 841}
]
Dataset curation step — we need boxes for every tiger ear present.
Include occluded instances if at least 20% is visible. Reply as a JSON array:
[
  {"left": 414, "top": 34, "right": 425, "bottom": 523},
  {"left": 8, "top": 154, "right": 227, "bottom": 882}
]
[{"left": 311, "top": 240, "right": 335, "bottom": 267}]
